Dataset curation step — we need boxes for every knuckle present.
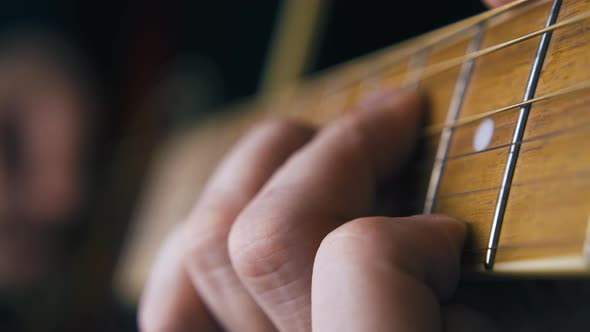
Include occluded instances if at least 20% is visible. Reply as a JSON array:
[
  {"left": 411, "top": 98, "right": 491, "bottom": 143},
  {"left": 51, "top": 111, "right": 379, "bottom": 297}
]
[
  {"left": 183, "top": 204, "right": 235, "bottom": 273},
  {"left": 325, "top": 115, "right": 371, "bottom": 157},
  {"left": 228, "top": 205, "right": 291, "bottom": 280}
]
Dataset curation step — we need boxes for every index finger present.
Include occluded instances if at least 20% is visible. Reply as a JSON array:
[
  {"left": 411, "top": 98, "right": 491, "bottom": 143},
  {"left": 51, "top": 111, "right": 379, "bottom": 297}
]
[{"left": 228, "top": 89, "right": 424, "bottom": 330}]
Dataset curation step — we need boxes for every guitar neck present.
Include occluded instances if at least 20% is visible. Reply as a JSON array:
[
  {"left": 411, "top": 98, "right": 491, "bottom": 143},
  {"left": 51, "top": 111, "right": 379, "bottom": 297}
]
[
  {"left": 235, "top": 0, "right": 590, "bottom": 273},
  {"left": 119, "top": 0, "right": 590, "bottom": 295}
]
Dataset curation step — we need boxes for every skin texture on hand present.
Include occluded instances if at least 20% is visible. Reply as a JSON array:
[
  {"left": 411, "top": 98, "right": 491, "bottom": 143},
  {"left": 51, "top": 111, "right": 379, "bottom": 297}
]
[
  {"left": 139, "top": 89, "right": 468, "bottom": 332},
  {"left": 140, "top": 1, "right": 514, "bottom": 330},
  {"left": 0, "top": 0, "right": 513, "bottom": 327}
]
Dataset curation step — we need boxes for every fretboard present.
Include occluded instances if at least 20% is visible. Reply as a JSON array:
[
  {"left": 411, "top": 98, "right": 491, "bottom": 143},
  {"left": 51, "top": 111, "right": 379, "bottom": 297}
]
[
  {"left": 122, "top": 0, "right": 590, "bottom": 285},
  {"left": 223, "top": 0, "right": 590, "bottom": 273}
]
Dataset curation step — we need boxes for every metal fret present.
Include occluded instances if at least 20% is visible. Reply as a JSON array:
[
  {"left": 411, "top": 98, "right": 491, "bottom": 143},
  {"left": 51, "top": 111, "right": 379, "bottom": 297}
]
[
  {"left": 485, "top": 0, "right": 563, "bottom": 270},
  {"left": 423, "top": 24, "right": 485, "bottom": 214},
  {"left": 406, "top": 48, "right": 428, "bottom": 90}
]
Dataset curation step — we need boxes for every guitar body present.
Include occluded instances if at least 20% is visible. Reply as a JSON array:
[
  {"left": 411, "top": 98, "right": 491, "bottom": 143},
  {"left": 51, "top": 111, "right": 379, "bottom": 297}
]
[{"left": 117, "top": 0, "right": 590, "bottom": 329}]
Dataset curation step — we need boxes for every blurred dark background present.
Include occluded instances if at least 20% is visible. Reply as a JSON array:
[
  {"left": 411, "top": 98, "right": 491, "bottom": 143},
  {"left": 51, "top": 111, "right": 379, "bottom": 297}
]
[
  {"left": 0, "top": 1, "right": 488, "bottom": 331},
  {"left": 1, "top": 0, "right": 486, "bottom": 109}
]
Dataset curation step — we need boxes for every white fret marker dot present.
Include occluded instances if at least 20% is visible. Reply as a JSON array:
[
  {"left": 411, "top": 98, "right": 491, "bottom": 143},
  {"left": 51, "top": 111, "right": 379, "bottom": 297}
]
[{"left": 473, "top": 119, "right": 495, "bottom": 152}]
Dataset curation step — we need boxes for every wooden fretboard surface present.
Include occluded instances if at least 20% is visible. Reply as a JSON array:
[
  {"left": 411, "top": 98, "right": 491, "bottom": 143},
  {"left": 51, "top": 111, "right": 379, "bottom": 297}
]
[{"left": 117, "top": 0, "right": 590, "bottom": 301}]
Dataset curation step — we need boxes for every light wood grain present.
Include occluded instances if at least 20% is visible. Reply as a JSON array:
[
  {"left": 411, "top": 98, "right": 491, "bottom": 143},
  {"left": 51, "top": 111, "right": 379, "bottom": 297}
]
[
  {"left": 116, "top": 0, "right": 590, "bottom": 300},
  {"left": 496, "top": 91, "right": 590, "bottom": 263},
  {"left": 438, "top": 147, "right": 508, "bottom": 197},
  {"left": 492, "top": 0, "right": 590, "bottom": 267},
  {"left": 422, "top": 30, "right": 475, "bottom": 126},
  {"left": 447, "top": 110, "right": 518, "bottom": 157},
  {"left": 536, "top": 0, "right": 590, "bottom": 95},
  {"left": 435, "top": 188, "right": 498, "bottom": 264},
  {"left": 380, "top": 60, "right": 409, "bottom": 89},
  {"left": 460, "top": 2, "right": 551, "bottom": 118},
  {"left": 434, "top": 146, "right": 508, "bottom": 264}
]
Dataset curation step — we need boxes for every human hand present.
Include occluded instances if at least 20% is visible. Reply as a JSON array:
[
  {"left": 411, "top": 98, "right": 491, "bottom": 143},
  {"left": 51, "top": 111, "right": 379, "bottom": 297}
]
[
  {"left": 139, "top": 1, "right": 516, "bottom": 330},
  {"left": 138, "top": 88, "right": 473, "bottom": 332}
]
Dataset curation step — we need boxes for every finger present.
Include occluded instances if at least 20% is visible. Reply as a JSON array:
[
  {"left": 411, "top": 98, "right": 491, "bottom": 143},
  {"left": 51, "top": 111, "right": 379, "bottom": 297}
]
[
  {"left": 311, "top": 215, "right": 465, "bottom": 332},
  {"left": 483, "top": 0, "right": 515, "bottom": 9},
  {"left": 183, "top": 120, "right": 315, "bottom": 331},
  {"left": 139, "top": 224, "right": 218, "bottom": 332},
  {"left": 228, "top": 90, "right": 424, "bottom": 330}
]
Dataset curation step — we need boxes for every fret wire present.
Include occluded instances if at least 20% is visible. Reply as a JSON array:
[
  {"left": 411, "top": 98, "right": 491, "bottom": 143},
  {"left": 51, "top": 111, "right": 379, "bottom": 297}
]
[
  {"left": 406, "top": 48, "right": 428, "bottom": 90},
  {"left": 404, "top": 9, "right": 590, "bottom": 87},
  {"left": 434, "top": 127, "right": 590, "bottom": 213},
  {"left": 286, "top": 8, "right": 590, "bottom": 123},
  {"left": 300, "top": 0, "right": 534, "bottom": 92},
  {"left": 277, "top": 1, "right": 590, "bottom": 134},
  {"left": 423, "top": 23, "right": 485, "bottom": 214},
  {"left": 374, "top": 0, "right": 533, "bottom": 63},
  {"left": 422, "top": 79, "right": 590, "bottom": 136},
  {"left": 278, "top": 0, "right": 540, "bottom": 105},
  {"left": 485, "top": 0, "right": 563, "bottom": 270},
  {"left": 284, "top": 2, "right": 583, "bottom": 115}
]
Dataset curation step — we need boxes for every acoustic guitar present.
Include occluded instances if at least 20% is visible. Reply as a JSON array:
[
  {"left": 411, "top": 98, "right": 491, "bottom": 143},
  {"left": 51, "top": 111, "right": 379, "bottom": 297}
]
[{"left": 115, "top": 0, "right": 590, "bottom": 329}]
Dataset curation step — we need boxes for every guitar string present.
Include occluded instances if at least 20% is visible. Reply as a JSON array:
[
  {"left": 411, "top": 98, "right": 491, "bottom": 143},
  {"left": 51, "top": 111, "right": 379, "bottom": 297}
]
[
  {"left": 435, "top": 167, "right": 590, "bottom": 201},
  {"left": 435, "top": 125, "right": 590, "bottom": 199},
  {"left": 388, "top": 123, "right": 590, "bottom": 201},
  {"left": 404, "top": 10, "right": 590, "bottom": 86},
  {"left": 285, "top": 10, "right": 590, "bottom": 133},
  {"left": 422, "top": 79, "right": 590, "bottom": 136},
  {"left": 284, "top": 75, "right": 590, "bottom": 133},
  {"left": 303, "top": 3, "right": 587, "bottom": 101},
  {"left": 303, "top": 0, "right": 534, "bottom": 90},
  {"left": 344, "top": 104, "right": 590, "bottom": 175},
  {"left": 274, "top": 0, "right": 542, "bottom": 106},
  {"left": 427, "top": 1, "right": 586, "bottom": 262},
  {"left": 412, "top": 10, "right": 590, "bottom": 138},
  {"left": 389, "top": 2, "right": 588, "bottom": 255},
  {"left": 268, "top": 1, "right": 590, "bottom": 218},
  {"left": 308, "top": 66, "right": 590, "bottom": 216},
  {"left": 440, "top": 118, "right": 590, "bottom": 161}
]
